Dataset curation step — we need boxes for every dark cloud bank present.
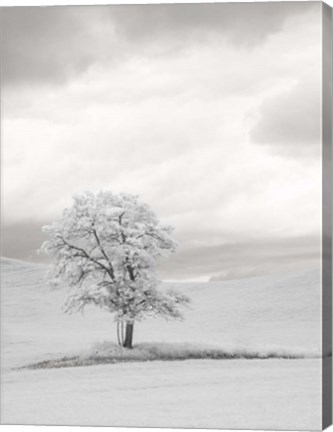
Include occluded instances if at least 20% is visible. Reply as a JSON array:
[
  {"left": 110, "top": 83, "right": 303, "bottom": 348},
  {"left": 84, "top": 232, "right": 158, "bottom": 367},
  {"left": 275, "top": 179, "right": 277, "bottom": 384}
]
[
  {"left": 2, "top": 2, "right": 318, "bottom": 86},
  {"left": 251, "top": 76, "right": 321, "bottom": 158}
]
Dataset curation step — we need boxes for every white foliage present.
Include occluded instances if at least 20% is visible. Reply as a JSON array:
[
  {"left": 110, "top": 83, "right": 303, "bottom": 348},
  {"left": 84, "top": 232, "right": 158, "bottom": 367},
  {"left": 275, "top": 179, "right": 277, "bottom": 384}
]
[{"left": 40, "top": 191, "right": 190, "bottom": 323}]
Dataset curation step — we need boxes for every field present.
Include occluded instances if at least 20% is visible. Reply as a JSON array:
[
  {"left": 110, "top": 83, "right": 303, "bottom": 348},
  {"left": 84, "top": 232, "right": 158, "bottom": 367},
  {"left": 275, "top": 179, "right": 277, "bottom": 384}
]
[{"left": 1, "top": 257, "right": 322, "bottom": 429}]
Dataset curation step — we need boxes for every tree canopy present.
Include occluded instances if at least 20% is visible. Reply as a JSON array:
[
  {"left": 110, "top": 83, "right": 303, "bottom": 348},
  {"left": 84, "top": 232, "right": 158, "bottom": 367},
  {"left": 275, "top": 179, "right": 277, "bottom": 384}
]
[{"left": 40, "top": 191, "right": 190, "bottom": 347}]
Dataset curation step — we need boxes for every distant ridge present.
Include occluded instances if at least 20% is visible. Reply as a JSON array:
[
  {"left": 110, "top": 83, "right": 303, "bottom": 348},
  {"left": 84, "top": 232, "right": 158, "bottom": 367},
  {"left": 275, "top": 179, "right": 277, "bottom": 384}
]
[
  {"left": 209, "top": 265, "right": 320, "bottom": 283},
  {"left": 0, "top": 256, "right": 48, "bottom": 270}
]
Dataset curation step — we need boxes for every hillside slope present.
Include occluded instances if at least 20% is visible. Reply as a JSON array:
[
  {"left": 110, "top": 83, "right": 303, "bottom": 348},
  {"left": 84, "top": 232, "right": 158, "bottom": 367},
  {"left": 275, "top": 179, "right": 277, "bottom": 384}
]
[
  {"left": 1, "top": 257, "right": 322, "bottom": 429},
  {"left": 1, "top": 257, "right": 321, "bottom": 369}
]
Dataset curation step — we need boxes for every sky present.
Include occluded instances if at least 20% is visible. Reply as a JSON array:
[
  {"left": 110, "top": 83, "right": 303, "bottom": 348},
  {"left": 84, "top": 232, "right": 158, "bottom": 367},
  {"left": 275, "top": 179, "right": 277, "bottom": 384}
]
[{"left": 1, "top": 2, "right": 323, "bottom": 281}]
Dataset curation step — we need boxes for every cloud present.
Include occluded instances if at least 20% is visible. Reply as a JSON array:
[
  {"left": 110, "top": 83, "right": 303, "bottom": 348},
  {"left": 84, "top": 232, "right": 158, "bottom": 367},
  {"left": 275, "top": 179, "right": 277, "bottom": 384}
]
[
  {"left": 2, "top": 7, "right": 82, "bottom": 85},
  {"left": 109, "top": 2, "right": 314, "bottom": 45},
  {"left": 250, "top": 76, "right": 321, "bottom": 157},
  {"left": 2, "top": 2, "right": 318, "bottom": 86},
  {"left": 1, "top": 2, "right": 322, "bottom": 280}
]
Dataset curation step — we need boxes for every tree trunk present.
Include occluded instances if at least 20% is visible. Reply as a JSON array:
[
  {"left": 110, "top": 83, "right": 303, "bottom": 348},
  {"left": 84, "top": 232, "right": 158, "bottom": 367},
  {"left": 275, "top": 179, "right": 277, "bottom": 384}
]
[
  {"left": 123, "top": 321, "right": 134, "bottom": 349},
  {"left": 121, "top": 321, "right": 125, "bottom": 346},
  {"left": 117, "top": 321, "right": 121, "bottom": 346}
]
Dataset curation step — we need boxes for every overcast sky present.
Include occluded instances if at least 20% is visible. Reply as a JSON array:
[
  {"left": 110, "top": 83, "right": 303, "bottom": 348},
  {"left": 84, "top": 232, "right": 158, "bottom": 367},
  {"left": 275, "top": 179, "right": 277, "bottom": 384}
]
[{"left": 1, "top": 2, "right": 322, "bottom": 280}]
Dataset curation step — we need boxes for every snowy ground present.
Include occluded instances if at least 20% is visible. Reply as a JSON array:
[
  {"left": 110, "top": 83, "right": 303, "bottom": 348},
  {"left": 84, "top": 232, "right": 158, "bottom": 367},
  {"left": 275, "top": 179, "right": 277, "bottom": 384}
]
[
  {"left": 2, "top": 359, "right": 321, "bottom": 430},
  {"left": 1, "top": 257, "right": 323, "bottom": 429}
]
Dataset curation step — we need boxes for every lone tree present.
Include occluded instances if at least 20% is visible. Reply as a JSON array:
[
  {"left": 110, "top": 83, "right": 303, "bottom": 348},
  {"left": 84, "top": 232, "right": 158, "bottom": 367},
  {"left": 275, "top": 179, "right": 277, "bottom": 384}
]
[{"left": 40, "top": 191, "right": 190, "bottom": 348}]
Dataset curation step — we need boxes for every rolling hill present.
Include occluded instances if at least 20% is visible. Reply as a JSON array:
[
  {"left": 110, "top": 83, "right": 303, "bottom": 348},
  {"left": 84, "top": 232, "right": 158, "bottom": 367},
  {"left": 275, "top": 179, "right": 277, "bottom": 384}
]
[{"left": 1, "top": 256, "right": 321, "bottom": 369}]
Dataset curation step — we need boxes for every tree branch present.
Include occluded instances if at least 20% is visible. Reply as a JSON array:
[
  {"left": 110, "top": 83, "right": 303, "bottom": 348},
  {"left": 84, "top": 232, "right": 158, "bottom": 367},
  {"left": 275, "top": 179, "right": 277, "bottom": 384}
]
[
  {"left": 136, "top": 231, "right": 166, "bottom": 244},
  {"left": 118, "top": 212, "right": 127, "bottom": 244},
  {"left": 57, "top": 235, "right": 115, "bottom": 281},
  {"left": 92, "top": 229, "right": 116, "bottom": 281}
]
